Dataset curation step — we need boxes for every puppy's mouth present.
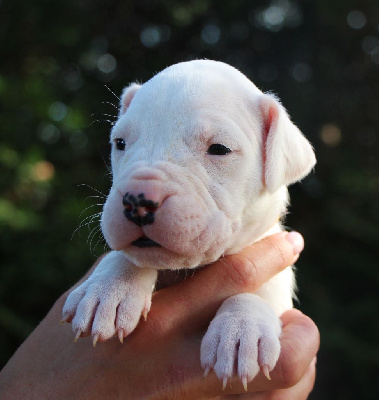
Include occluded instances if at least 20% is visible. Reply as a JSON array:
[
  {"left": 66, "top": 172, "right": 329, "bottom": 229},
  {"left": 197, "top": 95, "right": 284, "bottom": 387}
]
[{"left": 132, "top": 236, "right": 162, "bottom": 248}]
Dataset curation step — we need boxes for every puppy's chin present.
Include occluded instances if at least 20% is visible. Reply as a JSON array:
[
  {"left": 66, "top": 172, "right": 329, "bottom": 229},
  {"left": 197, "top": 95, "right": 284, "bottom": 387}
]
[{"left": 120, "top": 243, "right": 223, "bottom": 270}]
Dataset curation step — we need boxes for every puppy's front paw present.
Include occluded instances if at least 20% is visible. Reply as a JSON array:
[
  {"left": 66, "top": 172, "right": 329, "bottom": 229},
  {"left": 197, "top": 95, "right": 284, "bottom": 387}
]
[
  {"left": 62, "top": 252, "right": 157, "bottom": 345},
  {"left": 200, "top": 293, "right": 281, "bottom": 390}
]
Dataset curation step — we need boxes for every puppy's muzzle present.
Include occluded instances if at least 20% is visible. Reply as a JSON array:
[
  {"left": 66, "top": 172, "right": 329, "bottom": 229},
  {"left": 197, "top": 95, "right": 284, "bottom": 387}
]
[{"left": 122, "top": 192, "right": 159, "bottom": 226}]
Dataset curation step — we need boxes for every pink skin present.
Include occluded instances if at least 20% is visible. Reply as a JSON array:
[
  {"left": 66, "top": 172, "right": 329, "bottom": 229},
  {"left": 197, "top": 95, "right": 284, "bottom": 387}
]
[{"left": 101, "top": 163, "right": 234, "bottom": 270}]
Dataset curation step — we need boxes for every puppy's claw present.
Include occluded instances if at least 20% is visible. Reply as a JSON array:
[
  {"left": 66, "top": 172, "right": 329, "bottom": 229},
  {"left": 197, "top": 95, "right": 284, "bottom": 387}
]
[
  {"left": 222, "top": 376, "right": 228, "bottom": 390},
  {"left": 74, "top": 329, "right": 82, "bottom": 343},
  {"left": 118, "top": 329, "right": 124, "bottom": 344},
  {"left": 93, "top": 333, "right": 99, "bottom": 348},
  {"left": 142, "top": 308, "right": 149, "bottom": 321},
  {"left": 203, "top": 366, "right": 211, "bottom": 378},
  {"left": 60, "top": 313, "right": 71, "bottom": 325},
  {"left": 262, "top": 365, "right": 271, "bottom": 381},
  {"left": 241, "top": 376, "right": 248, "bottom": 391}
]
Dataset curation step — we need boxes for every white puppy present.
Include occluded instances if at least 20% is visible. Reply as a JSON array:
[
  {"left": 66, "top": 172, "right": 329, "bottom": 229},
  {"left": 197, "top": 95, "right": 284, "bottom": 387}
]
[{"left": 62, "top": 60, "right": 316, "bottom": 389}]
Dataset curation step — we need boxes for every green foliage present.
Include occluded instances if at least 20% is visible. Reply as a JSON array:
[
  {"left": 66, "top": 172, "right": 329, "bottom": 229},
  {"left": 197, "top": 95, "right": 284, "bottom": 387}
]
[{"left": 1, "top": 0, "right": 378, "bottom": 398}]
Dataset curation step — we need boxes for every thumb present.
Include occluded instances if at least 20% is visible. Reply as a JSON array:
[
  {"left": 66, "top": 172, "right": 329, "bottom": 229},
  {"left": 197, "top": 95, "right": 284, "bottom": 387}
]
[{"left": 152, "top": 231, "right": 304, "bottom": 326}]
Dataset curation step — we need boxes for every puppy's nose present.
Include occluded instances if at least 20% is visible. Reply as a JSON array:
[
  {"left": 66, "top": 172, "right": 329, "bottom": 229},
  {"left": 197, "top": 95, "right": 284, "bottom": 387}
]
[{"left": 122, "top": 192, "right": 159, "bottom": 226}]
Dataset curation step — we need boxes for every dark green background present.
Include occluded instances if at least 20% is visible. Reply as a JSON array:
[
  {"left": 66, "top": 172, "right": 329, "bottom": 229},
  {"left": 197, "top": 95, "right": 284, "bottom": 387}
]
[{"left": 1, "top": 0, "right": 378, "bottom": 398}]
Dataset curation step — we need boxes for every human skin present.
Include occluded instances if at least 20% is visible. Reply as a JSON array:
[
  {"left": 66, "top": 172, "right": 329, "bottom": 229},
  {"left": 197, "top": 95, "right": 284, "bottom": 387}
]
[{"left": 0, "top": 232, "right": 319, "bottom": 399}]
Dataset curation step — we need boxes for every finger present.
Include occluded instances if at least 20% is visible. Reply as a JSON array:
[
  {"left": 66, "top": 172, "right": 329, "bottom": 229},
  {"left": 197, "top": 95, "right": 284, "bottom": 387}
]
[
  {"left": 222, "top": 356, "right": 315, "bottom": 399},
  {"left": 152, "top": 231, "right": 304, "bottom": 325},
  {"left": 252, "top": 309, "right": 319, "bottom": 392},
  {"left": 261, "top": 356, "right": 317, "bottom": 400},
  {"left": 215, "top": 231, "right": 303, "bottom": 297}
]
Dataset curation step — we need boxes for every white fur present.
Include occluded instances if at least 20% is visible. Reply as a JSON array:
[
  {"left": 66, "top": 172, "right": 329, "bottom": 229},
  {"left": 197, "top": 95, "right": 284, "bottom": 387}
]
[{"left": 62, "top": 60, "right": 316, "bottom": 386}]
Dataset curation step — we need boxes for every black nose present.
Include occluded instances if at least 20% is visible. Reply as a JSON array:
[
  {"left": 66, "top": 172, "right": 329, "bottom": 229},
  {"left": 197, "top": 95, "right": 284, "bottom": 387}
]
[{"left": 122, "top": 192, "right": 159, "bottom": 226}]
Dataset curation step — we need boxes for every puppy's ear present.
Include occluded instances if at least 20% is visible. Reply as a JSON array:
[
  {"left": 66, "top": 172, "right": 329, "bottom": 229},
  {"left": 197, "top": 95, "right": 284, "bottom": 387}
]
[
  {"left": 119, "top": 83, "right": 141, "bottom": 116},
  {"left": 259, "top": 94, "right": 316, "bottom": 193}
]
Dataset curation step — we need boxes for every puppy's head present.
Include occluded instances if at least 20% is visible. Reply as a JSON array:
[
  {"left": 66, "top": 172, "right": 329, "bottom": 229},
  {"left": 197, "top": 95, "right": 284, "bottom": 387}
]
[{"left": 101, "top": 60, "right": 315, "bottom": 269}]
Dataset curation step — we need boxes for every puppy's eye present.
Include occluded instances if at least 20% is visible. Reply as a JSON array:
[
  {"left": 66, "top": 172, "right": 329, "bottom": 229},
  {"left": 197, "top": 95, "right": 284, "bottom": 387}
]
[
  {"left": 207, "top": 143, "right": 232, "bottom": 155},
  {"left": 114, "top": 138, "right": 126, "bottom": 151}
]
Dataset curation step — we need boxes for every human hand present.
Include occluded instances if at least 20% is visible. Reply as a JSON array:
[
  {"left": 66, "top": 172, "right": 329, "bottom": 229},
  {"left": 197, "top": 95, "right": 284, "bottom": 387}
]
[{"left": 0, "top": 232, "right": 319, "bottom": 399}]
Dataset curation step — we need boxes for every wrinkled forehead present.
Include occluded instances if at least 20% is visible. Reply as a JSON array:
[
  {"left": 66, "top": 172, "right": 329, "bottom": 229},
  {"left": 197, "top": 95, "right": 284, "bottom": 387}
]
[{"left": 130, "top": 61, "right": 261, "bottom": 120}]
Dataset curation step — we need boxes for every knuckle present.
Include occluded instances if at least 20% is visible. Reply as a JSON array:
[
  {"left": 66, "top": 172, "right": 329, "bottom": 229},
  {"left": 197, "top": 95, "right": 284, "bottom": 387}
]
[
  {"left": 264, "top": 234, "right": 288, "bottom": 268},
  {"left": 224, "top": 254, "right": 259, "bottom": 291}
]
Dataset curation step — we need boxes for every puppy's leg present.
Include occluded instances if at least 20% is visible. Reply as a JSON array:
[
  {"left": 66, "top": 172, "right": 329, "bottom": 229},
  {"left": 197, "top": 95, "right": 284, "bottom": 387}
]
[
  {"left": 200, "top": 293, "right": 281, "bottom": 390},
  {"left": 62, "top": 251, "right": 157, "bottom": 345}
]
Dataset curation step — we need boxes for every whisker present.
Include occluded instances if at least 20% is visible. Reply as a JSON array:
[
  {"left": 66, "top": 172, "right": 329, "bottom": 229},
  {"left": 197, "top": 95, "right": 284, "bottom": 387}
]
[
  {"left": 103, "top": 242, "right": 110, "bottom": 254},
  {"left": 71, "top": 212, "right": 102, "bottom": 240},
  {"left": 104, "top": 84, "right": 121, "bottom": 101},
  {"left": 88, "top": 212, "right": 102, "bottom": 225},
  {"left": 77, "top": 184, "right": 107, "bottom": 198},
  {"left": 100, "top": 154, "right": 112, "bottom": 175},
  {"left": 102, "top": 101, "right": 118, "bottom": 109},
  {"left": 88, "top": 226, "right": 101, "bottom": 246},
  {"left": 88, "top": 227, "right": 105, "bottom": 255},
  {"left": 78, "top": 204, "right": 104, "bottom": 221},
  {"left": 91, "top": 112, "right": 118, "bottom": 120},
  {"left": 72, "top": 184, "right": 109, "bottom": 253},
  {"left": 84, "top": 195, "right": 106, "bottom": 201},
  {"left": 79, "top": 212, "right": 102, "bottom": 230},
  {"left": 90, "top": 119, "right": 116, "bottom": 126},
  {"left": 91, "top": 234, "right": 107, "bottom": 255}
]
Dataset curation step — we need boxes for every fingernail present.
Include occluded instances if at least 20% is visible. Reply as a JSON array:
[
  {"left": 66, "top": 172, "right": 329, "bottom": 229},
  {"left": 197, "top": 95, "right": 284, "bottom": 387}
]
[{"left": 286, "top": 231, "right": 304, "bottom": 255}]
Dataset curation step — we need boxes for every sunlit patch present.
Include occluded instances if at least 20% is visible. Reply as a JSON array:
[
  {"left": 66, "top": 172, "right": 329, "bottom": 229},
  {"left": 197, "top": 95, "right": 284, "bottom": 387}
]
[
  {"left": 347, "top": 10, "right": 366, "bottom": 30},
  {"left": 49, "top": 102, "right": 67, "bottom": 122},
  {"left": 97, "top": 54, "right": 117, "bottom": 74},
  {"left": 31, "top": 161, "right": 55, "bottom": 182},
  {"left": 253, "top": 0, "right": 303, "bottom": 32},
  {"left": 290, "top": 62, "right": 313, "bottom": 83},
  {"left": 320, "top": 124, "right": 342, "bottom": 147},
  {"left": 201, "top": 24, "right": 221, "bottom": 45},
  {"left": 140, "top": 25, "right": 171, "bottom": 48}
]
